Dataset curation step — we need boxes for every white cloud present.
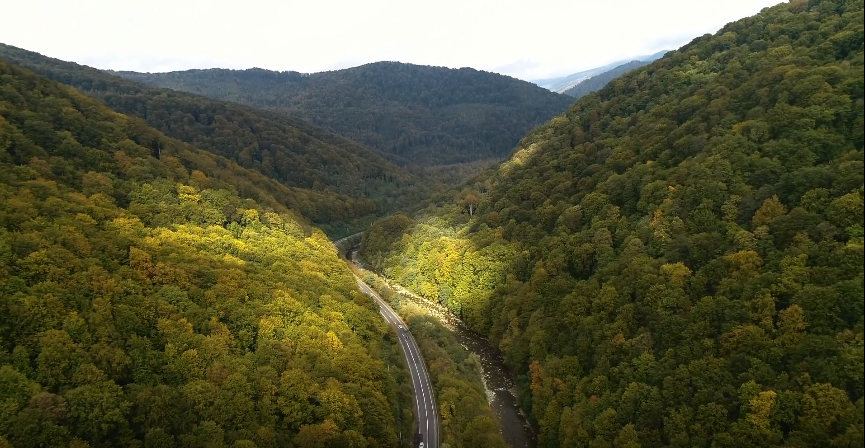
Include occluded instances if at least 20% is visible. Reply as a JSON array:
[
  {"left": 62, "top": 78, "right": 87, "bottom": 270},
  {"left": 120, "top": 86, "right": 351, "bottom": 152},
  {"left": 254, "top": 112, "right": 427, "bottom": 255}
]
[{"left": 2, "top": 0, "right": 785, "bottom": 79}]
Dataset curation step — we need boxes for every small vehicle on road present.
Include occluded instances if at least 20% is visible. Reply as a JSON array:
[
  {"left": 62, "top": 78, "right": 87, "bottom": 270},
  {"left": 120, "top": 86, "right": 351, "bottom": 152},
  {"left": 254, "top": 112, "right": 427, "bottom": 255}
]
[{"left": 398, "top": 324, "right": 405, "bottom": 330}]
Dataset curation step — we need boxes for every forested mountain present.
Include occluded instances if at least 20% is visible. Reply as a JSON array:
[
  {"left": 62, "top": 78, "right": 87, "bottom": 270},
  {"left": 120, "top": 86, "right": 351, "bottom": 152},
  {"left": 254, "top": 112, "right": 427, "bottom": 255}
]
[
  {"left": 361, "top": 1, "right": 865, "bottom": 447},
  {"left": 0, "top": 59, "right": 415, "bottom": 447},
  {"left": 114, "top": 63, "right": 575, "bottom": 167},
  {"left": 562, "top": 60, "right": 653, "bottom": 99},
  {"left": 0, "top": 44, "right": 431, "bottom": 237}
]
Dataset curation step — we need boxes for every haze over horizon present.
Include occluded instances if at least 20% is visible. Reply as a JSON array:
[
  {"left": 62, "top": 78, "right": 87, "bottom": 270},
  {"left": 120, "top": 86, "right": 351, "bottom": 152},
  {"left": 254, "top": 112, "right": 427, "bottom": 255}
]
[{"left": 4, "top": 0, "right": 784, "bottom": 80}]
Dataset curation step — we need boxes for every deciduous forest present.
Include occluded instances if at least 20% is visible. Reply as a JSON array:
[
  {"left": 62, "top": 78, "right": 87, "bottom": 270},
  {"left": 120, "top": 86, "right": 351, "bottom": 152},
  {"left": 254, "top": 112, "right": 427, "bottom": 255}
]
[
  {"left": 115, "top": 63, "right": 574, "bottom": 168},
  {"left": 0, "top": 44, "right": 434, "bottom": 237},
  {"left": 361, "top": 1, "right": 864, "bottom": 446},
  {"left": 2, "top": 0, "right": 864, "bottom": 447},
  {"left": 0, "top": 60, "right": 413, "bottom": 448}
]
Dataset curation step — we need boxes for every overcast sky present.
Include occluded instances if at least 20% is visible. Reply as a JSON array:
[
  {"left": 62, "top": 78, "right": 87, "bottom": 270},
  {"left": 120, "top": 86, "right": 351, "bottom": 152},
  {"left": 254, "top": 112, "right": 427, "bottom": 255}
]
[{"left": 4, "top": 0, "right": 784, "bottom": 80}]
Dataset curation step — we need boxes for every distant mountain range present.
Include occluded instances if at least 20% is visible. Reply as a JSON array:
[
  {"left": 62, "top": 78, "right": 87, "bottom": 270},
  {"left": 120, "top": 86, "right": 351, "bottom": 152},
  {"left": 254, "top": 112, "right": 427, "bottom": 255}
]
[
  {"left": 531, "top": 50, "right": 668, "bottom": 93},
  {"left": 113, "top": 63, "right": 574, "bottom": 167},
  {"left": 561, "top": 59, "right": 651, "bottom": 98}
]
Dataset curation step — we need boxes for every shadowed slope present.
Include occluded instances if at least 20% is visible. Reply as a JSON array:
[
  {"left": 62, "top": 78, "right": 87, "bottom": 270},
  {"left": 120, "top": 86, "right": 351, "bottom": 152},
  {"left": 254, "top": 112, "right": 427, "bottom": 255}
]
[
  {"left": 1, "top": 43, "right": 433, "bottom": 236},
  {"left": 116, "top": 62, "right": 575, "bottom": 167},
  {"left": 363, "top": 1, "right": 864, "bottom": 446}
]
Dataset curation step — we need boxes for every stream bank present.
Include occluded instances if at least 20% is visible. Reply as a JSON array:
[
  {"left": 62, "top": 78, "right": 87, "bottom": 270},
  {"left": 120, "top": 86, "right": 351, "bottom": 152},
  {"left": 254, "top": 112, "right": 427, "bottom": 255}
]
[{"left": 348, "top": 247, "right": 537, "bottom": 448}]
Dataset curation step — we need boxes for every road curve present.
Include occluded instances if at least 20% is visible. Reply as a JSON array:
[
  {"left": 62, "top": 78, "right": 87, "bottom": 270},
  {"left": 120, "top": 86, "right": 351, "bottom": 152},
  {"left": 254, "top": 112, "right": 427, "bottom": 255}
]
[
  {"left": 333, "top": 231, "right": 364, "bottom": 247},
  {"left": 356, "top": 277, "right": 439, "bottom": 448}
]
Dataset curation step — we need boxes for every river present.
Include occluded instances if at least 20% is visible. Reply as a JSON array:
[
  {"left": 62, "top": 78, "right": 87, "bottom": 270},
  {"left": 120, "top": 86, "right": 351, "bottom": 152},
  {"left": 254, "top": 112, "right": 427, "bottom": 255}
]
[
  {"left": 449, "top": 316, "right": 537, "bottom": 448},
  {"left": 347, "top": 247, "right": 537, "bottom": 448}
]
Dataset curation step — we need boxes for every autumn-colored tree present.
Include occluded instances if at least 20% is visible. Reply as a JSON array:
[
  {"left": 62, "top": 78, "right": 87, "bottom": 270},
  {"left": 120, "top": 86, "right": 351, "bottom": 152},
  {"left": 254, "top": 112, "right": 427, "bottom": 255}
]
[
  {"left": 0, "top": 59, "right": 411, "bottom": 447},
  {"left": 360, "top": 1, "right": 865, "bottom": 446}
]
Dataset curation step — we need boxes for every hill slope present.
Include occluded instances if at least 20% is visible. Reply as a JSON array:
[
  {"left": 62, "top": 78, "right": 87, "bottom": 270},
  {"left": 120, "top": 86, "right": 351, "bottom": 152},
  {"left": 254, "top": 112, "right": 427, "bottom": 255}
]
[
  {"left": 115, "top": 63, "right": 575, "bottom": 167},
  {"left": 562, "top": 60, "right": 653, "bottom": 98},
  {"left": 0, "top": 60, "right": 413, "bottom": 447},
  {"left": 362, "top": 1, "right": 864, "bottom": 446},
  {"left": 0, "top": 43, "right": 430, "bottom": 237}
]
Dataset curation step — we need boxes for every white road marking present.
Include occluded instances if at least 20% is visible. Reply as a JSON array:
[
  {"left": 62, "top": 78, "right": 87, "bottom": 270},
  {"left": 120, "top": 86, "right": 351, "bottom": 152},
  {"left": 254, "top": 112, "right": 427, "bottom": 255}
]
[{"left": 357, "top": 277, "right": 437, "bottom": 447}]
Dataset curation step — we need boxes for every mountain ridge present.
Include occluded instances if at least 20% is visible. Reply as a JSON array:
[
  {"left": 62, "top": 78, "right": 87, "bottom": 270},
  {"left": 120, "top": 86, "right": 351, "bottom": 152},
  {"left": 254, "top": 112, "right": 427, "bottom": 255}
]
[
  {"left": 113, "top": 61, "right": 575, "bottom": 167},
  {"left": 531, "top": 50, "right": 669, "bottom": 93},
  {"left": 0, "top": 43, "right": 433, "bottom": 237},
  {"left": 561, "top": 59, "right": 654, "bottom": 98}
]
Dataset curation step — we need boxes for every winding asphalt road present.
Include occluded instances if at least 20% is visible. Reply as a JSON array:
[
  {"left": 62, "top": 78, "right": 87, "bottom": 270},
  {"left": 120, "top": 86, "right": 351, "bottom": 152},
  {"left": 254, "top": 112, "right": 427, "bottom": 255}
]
[
  {"left": 356, "top": 277, "right": 439, "bottom": 448},
  {"left": 333, "top": 232, "right": 364, "bottom": 247}
]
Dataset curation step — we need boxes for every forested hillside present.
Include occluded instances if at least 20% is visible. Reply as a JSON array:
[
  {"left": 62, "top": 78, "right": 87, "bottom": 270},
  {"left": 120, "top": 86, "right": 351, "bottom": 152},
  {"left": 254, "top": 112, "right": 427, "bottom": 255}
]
[
  {"left": 0, "top": 44, "right": 431, "bottom": 237},
  {"left": 562, "top": 60, "right": 654, "bottom": 99},
  {"left": 0, "top": 60, "right": 413, "bottom": 447},
  {"left": 115, "top": 63, "right": 575, "bottom": 167},
  {"left": 362, "top": 1, "right": 865, "bottom": 446}
]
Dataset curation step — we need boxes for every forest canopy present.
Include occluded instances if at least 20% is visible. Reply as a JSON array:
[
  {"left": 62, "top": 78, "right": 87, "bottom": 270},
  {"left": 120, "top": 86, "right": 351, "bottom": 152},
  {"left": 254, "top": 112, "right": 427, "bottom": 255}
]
[
  {"left": 0, "top": 44, "right": 433, "bottom": 237},
  {"left": 361, "top": 1, "right": 865, "bottom": 446},
  {"left": 0, "top": 60, "right": 413, "bottom": 448},
  {"left": 115, "top": 62, "right": 575, "bottom": 168}
]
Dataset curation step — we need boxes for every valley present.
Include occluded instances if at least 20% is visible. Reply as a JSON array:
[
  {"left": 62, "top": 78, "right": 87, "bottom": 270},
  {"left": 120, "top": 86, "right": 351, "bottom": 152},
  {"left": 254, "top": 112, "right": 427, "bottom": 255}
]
[
  {"left": 1, "top": 1, "right": 863, "bottom": 447},
  {"left": 359, "top": 2, "right": 864, "bottom": 447},
  {"left": 350, "top": 246, "right": 535, "bottom": 448},
  {"left": 355, "top": 276, "right": 440, "bottom": 448},
  {"left": 0, "top": 43, "right": 435, "bottom": 238},
  {"left": 115, "top": 63, "right": 574, "bottom": 169}
]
